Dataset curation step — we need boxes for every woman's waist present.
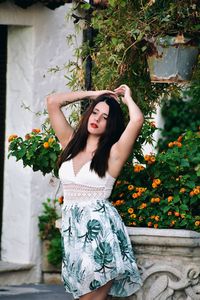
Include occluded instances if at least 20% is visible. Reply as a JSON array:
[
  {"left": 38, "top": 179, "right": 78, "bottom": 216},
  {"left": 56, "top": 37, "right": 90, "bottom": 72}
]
[{"left": 62, "top": 183, "right": 113, "bottom": 202}]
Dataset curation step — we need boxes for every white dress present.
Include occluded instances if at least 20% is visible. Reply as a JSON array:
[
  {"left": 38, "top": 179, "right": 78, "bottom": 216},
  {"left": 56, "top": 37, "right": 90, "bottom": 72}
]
[{"left": 59, "top": 159, "right": 142, "bottom": 299}]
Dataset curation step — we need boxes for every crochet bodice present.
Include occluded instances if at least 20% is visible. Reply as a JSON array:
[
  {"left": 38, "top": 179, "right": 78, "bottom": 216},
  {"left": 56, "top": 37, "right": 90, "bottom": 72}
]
[{"left": 59, "top": 159, "right": 116, "bottom": 204}]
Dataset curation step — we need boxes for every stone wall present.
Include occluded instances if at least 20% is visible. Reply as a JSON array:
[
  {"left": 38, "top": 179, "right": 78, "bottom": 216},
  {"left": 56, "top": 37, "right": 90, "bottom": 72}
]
[{"left": 123, "top": 228, "right": 200, "bottom": 300}]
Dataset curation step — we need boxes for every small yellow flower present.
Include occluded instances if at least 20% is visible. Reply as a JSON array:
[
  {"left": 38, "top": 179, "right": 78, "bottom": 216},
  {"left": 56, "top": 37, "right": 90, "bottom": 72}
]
[
  {"left": 154, "top": 216, "right": 160, "bottom": 222},
  {"left": 147, "top": 222, "right": 152, "bottom": 227},
  {"left": 154, "top": 224, "right": 159, "bottom": 229},
  {"left": 130, "top": 213, "right": 136, "bottom": 219},
  {"left": 48, "top": 137, "right": 55, "bottom": 144},
  {"left": 128, "top": 208, "right": 134, "bottom": 214},
  {"left": 128, "top": 185, "right": 134, "bottom": 191},
  {"left": 193, "top": 188, "right": 199, "bottom": 195},
  {"left": 170, "top": 220, "right": 176, "bottom": 226},
  {"left": 195, "top": 221, "right": 200, "bottom": 226}
]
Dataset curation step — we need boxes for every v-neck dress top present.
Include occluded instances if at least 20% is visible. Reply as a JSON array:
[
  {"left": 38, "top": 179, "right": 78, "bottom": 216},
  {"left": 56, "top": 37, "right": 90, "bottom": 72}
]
[{"left": 59, "top": 159, "right": 142, "bottom": 299}]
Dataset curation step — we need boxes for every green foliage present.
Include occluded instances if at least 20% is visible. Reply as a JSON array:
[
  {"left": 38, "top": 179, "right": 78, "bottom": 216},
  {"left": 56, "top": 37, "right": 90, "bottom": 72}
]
[
  {"left": 38, "top": 198, "right": 60, "bottom": 240},
  {"left": 8, "top": 124, "right": 61, "bottom": 177},
  {"left": 47, "top": 235, "right": 62, "bottom": 268},
  {"left": 111, "top": 130, "right": 200, "bottom": 231},
  {"left": 158, "top": 64, "right": 200, "bottom": 150},
  {"left": 38, "top": 198, "right": 63, "bottom": 267}
]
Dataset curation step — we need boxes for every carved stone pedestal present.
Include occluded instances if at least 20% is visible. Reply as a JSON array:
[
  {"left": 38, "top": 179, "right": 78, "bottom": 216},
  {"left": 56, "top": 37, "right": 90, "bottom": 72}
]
[{"left": 121, "top": 227, "right": 200, "bottom": 300}]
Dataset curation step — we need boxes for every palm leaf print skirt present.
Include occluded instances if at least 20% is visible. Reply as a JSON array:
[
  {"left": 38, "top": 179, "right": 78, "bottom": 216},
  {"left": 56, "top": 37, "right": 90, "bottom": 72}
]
[{"left": 61, "top": 199, "right": 142, "bottom": 298}]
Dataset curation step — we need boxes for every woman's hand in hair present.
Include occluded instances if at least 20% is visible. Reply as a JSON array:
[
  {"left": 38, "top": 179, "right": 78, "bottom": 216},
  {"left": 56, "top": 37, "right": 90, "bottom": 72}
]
[{"left": 114, "top": 84, "right": 132, "bottom": 105}]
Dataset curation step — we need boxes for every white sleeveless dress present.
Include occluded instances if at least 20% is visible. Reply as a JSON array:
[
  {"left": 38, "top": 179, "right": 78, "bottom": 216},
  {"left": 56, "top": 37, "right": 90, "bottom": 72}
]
[{"left": 59, "top": 159, "right": 142, "bottom": 299}]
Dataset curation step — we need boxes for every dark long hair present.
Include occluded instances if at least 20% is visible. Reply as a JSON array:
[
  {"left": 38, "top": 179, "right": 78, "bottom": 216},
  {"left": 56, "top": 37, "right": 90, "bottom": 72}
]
[{"left": 58, "top": 94, "right": 125, "bottom": 177}]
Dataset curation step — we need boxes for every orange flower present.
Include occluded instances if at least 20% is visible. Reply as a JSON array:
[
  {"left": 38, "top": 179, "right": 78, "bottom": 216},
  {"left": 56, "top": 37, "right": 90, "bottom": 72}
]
[
  {"left": 58, "top": 196, "right": 64, "bottom": 204},
  {"left": 144, "top": 154, "right": 150, "bottom": 161},
  {"left": 147, "top": 222, "right": 152, "bottom": 227},
  {"left": 154, "top": 216, "right": 160, "bottom": 221},
  {"left": 195, "top": 221, "right": 200, "bottom": 226},
  {"left": 154, "top": 224, "right": 159, "bottom": 229},
  {"left": 8, "top": 134, "right": 18, "bottom": 142},
  {"left": 132, "top": 193, "right": 138, "bottom": 199},
  {"left": 168, "top": 211, "right": 172, "bottom": 216},
  {"left": 154, "top": 178, "right": 161, "bottom": 185},
  {"left": 152, "top": 183, "right": 157, "bottom": 189},
  {"left": 32, "top": 128, "right": 41, "bottom": 133},
  {"left": 128, "top": 208, "right": 134, "bottom": 214},
  {"left": 189, "top": 191, "right": 195, "bottom": 197},
  {"left": 150, "top": 156, "right": 156, "bottom": 163},
  {"left": 177, "top": 135, "right": 183, "bottom": 142},
  {"left": 155, "top": 197, "right": 160, "bottom": 203},
  {"left": 43, "top": 142, "right": 50, "bottom": 149},
  {"left": 170, "top": 220, "right": 176, "bottom": 226},
  {"left": 180, "top": 188, "right": 186, "bottom": 193},
  {"left": 181, "top": 214, "right": 185, "bottom": 219},
  {"left": 128, "top": 185, "right": 134, "bottom": 191},
  {"left": 115, "top": 200, "right": 122, "bottom": 206},
  {"left": 134, "top": 164, "right": 144, "bottom": 172},
  {"left": 138, "top": 203, "right": 147, "bottom": 209},
  {"left": 168, "top": 196, "right": 173, "bottom": 202},
  {"left": 25, "top": 134, "right": 31, "bottom": 140},
  {"left": 168, "top": 142, "right": 174, "bottom": 148},
  {"left": 174, "top": 212, "right": 180, "bottom": 217},
  {"left": 150, "top": 198, "right": 155, "bottom": 203}
]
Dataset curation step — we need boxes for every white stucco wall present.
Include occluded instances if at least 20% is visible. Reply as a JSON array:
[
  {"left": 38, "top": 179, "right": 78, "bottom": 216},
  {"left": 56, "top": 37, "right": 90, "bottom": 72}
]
[{"left": 0, "top": 1, "right": 81, "bottom": 282}]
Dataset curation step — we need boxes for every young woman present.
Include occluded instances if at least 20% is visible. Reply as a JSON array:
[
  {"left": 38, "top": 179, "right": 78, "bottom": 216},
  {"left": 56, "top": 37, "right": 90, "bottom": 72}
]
[{"left": 46, "top": 84, "right": 144, "bottom": 300}]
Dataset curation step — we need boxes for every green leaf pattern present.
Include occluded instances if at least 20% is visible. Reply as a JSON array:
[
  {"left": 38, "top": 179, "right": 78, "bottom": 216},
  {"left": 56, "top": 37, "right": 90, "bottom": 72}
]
[{"left": 61, "top": 200, "right": 141, "bottom": 298}]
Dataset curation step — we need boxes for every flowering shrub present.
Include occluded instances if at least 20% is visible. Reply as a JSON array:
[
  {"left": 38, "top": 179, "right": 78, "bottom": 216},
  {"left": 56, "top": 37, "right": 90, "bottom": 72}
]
[
  {"left": 111, "top": 130, "right": 200, "bottom": 232},
  {"left": 8, "top": 125, "right": 61, "bottom": 177}
]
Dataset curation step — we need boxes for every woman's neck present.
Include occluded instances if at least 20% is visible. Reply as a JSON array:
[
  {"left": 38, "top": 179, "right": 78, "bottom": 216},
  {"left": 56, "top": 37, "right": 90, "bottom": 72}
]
[{"left": 86, "top": 135, "right": 99, "bottom": 153}]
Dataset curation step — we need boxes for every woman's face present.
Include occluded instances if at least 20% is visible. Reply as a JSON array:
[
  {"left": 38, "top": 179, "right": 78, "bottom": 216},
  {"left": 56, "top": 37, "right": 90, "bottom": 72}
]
[{"left": 87, "top": 101, "right": 110, "bottom": 136}]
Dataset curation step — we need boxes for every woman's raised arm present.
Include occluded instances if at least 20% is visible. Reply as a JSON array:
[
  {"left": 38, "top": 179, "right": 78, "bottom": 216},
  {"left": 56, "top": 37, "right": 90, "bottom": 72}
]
[{"left": 109, "top": 85, "right": 144, "bottom": 177}]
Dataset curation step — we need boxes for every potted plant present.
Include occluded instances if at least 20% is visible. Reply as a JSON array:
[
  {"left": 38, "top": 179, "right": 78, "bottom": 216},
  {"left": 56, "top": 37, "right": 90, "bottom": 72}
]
[
  {"left": 8, "top": 123, "right": 61, "bottom": 177},
  {"left": 38, "top": 198, "right": 63, "bottom": 281},
  {"left": 131, "top": 0, "right": 200, "bottom": 82}
]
